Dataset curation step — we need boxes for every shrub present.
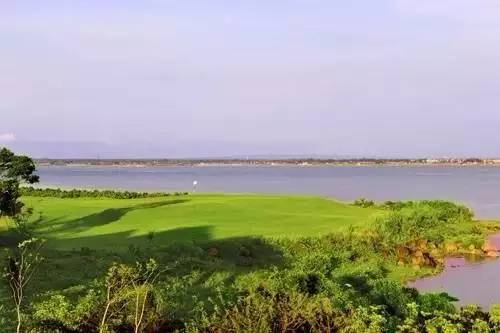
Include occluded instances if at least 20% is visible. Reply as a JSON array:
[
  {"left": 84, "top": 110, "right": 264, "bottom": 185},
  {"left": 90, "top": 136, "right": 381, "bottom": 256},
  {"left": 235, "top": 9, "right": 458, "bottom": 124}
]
[
  {"left": 368, "top": 279, "right": 413, "bottom": 318},
  {"left": 353, "top": 198, "right": 376, "bottom": 208},
  {"left": 297, "top": 273, "right": 322, "bottom": 295},
  {"left": 381, "top": 200, "right": 473, "bottom": 223},
  {"left": 376, "top": 207, "right": 441, "bottom": 245},
  {"left": 375, "top": 200, "right": 475, "bottom": 246},
  {"left": 490, "top": 304, "right": 500, "bottom": 330},
  {"left": 20, "top": 186, "right": 188, "bottom": 199},
  {"left": 417, "top": 293, "right": 457, "bottom": 314}
]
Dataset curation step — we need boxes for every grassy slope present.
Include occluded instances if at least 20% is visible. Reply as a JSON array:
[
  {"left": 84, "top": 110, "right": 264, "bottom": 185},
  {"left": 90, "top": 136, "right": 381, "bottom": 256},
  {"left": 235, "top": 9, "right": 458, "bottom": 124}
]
[
  {"left": 3, "top": 194, "right": 494, "bottom": 314},
  {"left": 20, "top": 194, "right": 378, "bottom": 250}
]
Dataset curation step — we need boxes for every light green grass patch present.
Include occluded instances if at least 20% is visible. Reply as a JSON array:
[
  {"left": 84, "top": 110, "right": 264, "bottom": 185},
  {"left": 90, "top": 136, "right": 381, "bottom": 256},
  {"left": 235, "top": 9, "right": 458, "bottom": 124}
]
[{"left": 22, "top": 194, "right": 378, "bottom": 250}]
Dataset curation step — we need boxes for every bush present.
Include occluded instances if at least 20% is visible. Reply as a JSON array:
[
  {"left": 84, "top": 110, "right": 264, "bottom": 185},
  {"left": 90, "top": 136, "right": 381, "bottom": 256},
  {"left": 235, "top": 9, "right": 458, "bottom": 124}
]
[
  {"left": 417, "top": 292, "right": 457, "bottom": 314},
  {"left": 381, "top": 200, "right": 473, "bottom": 222},
  {"left": 490, "top": 304, "right": 500, "bottom": 330},
  {"left": 353, "top": 198, "right": 376, "bottom": 208},
  {"left": 20, "top": 186, "right": 189, "bottom": 199},
  {"left": 368, "top": 279, "right": 413, "bottom": 318},
  {"left": 297, "top": 273, "right": 323, "bottom": 295},
  {"left": 375, "top": 200, "right": 475, "bottom": 246},
  {"left": 376, "top": 207, "right": 442, "bottom": 245}
]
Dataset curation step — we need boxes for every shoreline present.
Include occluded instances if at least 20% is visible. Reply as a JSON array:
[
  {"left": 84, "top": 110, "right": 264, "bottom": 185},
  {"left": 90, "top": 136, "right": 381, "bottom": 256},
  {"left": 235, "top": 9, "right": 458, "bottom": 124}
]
[{"left": 36, "top": 162, "right": 500, "bottom": 168}]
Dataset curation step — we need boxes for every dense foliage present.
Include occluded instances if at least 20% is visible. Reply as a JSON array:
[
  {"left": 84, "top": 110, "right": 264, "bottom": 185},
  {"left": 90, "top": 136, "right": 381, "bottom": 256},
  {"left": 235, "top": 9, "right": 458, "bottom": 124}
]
[
  {"left": 0, "top": 148, "right": 39, "bottom": 216},
  {"left": 2, "top": 228, "right": 498, "bottom": 332},
  {"left": 21, "top": 187, "right": 189, "bottom": 199},
  {"left": 381, "top": 200, "right": 474, "bottom": 222},
  {"left": 376, "top": 202, "right": 476, "bottom": 245},
  {"left": 353, "top": 198, "right": 474, "bottom": 222}
]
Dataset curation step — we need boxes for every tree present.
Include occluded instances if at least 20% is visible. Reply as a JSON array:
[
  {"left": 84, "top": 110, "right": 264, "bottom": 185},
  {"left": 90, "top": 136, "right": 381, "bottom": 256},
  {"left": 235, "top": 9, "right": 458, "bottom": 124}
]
[
  {"left": 3, "top": 238, "right": 45, "bottom": 333},
  {"left": 0, "top": 148, "right": 39, "bottom": 217}
]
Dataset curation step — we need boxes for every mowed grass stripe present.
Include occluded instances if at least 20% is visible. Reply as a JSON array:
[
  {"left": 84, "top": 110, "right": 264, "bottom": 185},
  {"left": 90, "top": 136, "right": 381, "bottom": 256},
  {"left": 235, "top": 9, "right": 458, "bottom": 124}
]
[{"left": 21, "top": 194, "right": 379, "bottom": 250}]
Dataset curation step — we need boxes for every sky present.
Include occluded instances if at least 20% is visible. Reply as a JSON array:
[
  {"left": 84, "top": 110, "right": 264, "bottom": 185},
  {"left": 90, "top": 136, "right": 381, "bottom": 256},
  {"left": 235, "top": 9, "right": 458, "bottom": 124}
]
[{"left": 1, "top": 0, "right": 500, "bottom": 158}]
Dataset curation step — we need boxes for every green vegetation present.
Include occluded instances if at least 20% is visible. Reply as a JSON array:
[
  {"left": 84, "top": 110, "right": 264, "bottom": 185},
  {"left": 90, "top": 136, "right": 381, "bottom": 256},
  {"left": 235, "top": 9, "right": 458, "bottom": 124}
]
[
  {"left": 20, "top": 187, "right": 189, "bottom": 199},
  {"left": 1, "top": 161, "right": 500, "bottom": 332},
  {"left": 0, "top": 148, "right": 39, "bottom": 217}
]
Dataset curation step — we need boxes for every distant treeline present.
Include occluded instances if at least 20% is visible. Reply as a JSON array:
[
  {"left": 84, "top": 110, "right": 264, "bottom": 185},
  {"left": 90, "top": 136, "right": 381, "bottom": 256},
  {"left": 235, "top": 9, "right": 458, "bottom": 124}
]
[
  {"left": 20, "top": 187, "right": 189, "bottom": 199},
  {"left": 35, "top": 157, "right": 497, "bottom": 167},
  {"left": 36, "top": 158, "right": 427, "bottom": 167}
]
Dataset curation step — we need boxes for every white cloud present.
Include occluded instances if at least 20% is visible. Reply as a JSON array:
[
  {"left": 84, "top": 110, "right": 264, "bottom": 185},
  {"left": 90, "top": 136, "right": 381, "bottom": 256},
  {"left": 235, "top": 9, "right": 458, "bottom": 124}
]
[{"left": 0, "top": 133, "right": 16, "bottom": 142}]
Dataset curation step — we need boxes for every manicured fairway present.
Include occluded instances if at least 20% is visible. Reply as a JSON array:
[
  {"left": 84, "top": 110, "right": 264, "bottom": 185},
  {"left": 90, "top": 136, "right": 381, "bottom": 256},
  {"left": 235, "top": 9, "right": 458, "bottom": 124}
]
[{"left": 21, "top": 194, "right": 379, "bottom": 250}]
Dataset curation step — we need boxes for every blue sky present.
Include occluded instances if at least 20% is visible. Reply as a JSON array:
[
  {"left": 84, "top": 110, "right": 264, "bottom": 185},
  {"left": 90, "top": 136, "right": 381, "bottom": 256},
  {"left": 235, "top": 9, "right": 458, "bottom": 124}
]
[{"left": 1, "top": 1, "right": 500, "bottom": 158}]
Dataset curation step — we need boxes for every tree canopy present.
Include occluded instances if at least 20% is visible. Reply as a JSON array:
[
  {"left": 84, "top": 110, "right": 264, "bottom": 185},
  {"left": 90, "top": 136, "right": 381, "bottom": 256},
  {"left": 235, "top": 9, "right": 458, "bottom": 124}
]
[{"left": 0, "top": 147, "right": 39, "bottom": 216}]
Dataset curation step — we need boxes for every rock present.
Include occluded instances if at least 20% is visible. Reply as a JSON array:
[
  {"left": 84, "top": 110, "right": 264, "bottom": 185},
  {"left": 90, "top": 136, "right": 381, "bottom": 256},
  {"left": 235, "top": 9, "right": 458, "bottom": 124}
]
[
  {"left": 417, "top": 239, "right": 428, "bottom": 250},
  {"left": 482, "top": 241, "right": 497, "bottom": 252},
  {"left": 444, "top": 242, "right": 458, "bottom": 254},
  {"left": 396, "top": 245, "right": 410, "bottom": 258},
  {"left": 430, "top": 249, "right": 441, "bottom": 258},
  {"left": 472, "top": 249, "right": 483, "bottom": 256},
  {"left": 411, "top": 257, "right": 423, "bottom": 266},
  {"left": 485, "top": 234, "right": 500, "bottom": 251},
  {"left": 486, "top": 251, "right": 500, "bottom": 258},
  {"left": 423, "top": 252, "right": 438, "bottom": 267}
]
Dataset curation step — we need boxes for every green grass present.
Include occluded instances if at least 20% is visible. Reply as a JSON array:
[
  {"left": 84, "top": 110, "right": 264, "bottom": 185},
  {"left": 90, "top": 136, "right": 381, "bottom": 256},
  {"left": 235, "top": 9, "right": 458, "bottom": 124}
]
[
  {"left": 3, "top": 193, "right": 495, "bottom": 330},
  {"left": 20, "top": 194, "right": 379, "bottom": 250}
]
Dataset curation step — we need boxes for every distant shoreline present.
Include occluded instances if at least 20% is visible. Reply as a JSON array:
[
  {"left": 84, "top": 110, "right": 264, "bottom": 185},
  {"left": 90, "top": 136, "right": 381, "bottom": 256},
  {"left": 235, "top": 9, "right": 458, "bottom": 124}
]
[{"left": 35, "top": 158, "right": 500, "bottom": 168}]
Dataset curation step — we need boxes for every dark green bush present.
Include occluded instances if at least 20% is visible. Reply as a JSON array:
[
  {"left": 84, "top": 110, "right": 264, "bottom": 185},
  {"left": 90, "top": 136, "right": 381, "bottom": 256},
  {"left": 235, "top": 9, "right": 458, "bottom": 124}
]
[
  {"left": 352, "top": 198, "right": 376, "bottom": 208},
  {"left": 297, "top": 273, "right": 322, "bottom": 295},
  {"left": 417, "top": 293, "right": 458, "bottom": 314},
  {"left": 368, "top": 279, "right": 414, "bottom": 318},
  {"left": 20, "top": 186, "right": 189, "bottom": 199}
]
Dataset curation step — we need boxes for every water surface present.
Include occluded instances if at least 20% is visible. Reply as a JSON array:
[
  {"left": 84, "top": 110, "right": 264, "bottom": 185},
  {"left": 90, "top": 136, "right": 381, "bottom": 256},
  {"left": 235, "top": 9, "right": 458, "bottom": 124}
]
[{"left": 409, "top": 257, "right": 500, "bottom": 309}]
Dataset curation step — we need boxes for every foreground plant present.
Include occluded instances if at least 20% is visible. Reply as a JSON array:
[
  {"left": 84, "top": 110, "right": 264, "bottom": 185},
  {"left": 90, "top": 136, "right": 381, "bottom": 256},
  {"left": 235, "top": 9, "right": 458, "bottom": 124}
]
[
  {"left": 99, "top": 259, "right": 161, "bottom": 333},
  {"left": 3, "top": 237, "right": 45, "bottom": 333},
  {"left": 132, "top": 259, "right": 161, "bottom": 333}
]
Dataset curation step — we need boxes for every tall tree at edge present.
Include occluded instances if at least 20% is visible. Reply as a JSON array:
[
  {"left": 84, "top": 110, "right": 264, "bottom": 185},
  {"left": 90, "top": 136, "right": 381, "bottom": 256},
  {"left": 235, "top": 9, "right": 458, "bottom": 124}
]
[{"left": 0, "top": 147, "right": 39, "bottom": 217}]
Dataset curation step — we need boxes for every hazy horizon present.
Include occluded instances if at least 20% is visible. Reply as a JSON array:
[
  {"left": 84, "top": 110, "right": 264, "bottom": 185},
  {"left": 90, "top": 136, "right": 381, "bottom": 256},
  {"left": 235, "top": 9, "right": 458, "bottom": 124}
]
[{"left": 2, "top": 1, "right": 500, "bottom": 158}]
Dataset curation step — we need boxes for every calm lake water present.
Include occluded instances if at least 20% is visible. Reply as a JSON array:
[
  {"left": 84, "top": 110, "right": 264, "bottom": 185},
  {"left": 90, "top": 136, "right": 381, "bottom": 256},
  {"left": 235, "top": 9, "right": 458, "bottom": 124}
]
[
  {"left": 38, "top": 165, "right": 500, "bottom": 219},
  {"left": 409, "top": 256, "right": 500, "bottom": 309}
]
